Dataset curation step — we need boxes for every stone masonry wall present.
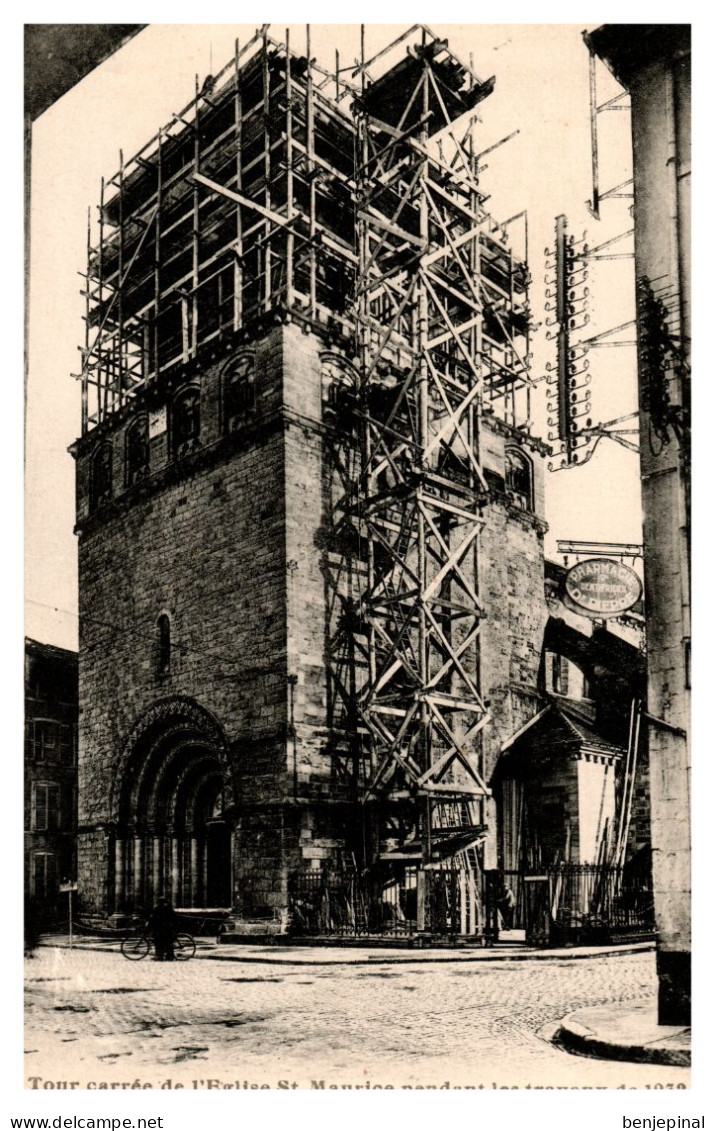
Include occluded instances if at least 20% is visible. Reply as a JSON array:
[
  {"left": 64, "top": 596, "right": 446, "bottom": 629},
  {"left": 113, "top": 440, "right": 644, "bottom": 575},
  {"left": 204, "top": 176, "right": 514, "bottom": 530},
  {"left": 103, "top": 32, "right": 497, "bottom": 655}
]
[
  {"left": 479, "top": 431, "right": 549, "bottom": 777},
  {"left": 479, "top": 423, "right": 549, "bottom": 866},
  {"left": 75, "top": 327, "right": 305, "bottom": 911},
  {"left": 282, "top": 327, "right": 333, "bottom": 799},
  {"left": 75, "top": 322, "right": 354, "bottom": 915}
]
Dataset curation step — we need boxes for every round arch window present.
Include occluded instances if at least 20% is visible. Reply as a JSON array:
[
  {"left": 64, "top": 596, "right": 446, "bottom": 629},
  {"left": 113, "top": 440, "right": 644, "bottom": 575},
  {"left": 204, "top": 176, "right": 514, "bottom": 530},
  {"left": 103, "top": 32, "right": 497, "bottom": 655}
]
[
  {"left": 224, "top": 354, "right": 255, "bottom": 432},
  {"left": 125, "top": 417, "right": 149, "bottom": 486},
  {"left": 505, "top": 448, "right": 533, "bottom": 510},
  {"left": 90, "top": 443, "right": 113, "bottom": 510},
  {"left": 172, "top": 388, "right": 201, "bottom": 459}
]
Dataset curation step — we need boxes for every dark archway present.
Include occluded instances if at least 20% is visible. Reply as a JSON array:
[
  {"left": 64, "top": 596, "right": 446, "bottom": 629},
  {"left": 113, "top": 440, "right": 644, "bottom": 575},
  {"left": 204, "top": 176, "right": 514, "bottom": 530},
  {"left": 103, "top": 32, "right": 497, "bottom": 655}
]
[{"left": 112, "top": 698, "right": 234, "bottom": 913}]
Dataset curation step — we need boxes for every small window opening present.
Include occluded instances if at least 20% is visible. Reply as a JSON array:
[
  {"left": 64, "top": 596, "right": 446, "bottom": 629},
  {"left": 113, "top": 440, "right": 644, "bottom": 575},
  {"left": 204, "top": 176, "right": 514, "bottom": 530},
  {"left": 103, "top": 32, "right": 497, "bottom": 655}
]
[
  {"left": 173, "top": 388, "right": 201, "bottom": 459},
  {"left": 547, "top": 652, "right": 591, "bottom": 700},
  {"left": 225, "top": 356, "right": 255, "bottom": 431},
  {"left": 126, "top": 417, "right": 149, "bottom": 486},
  {"left": 157, "top": 615, "right": 171, "bottom": 676},
  {"left": 551, "top": 653, "right": 569, "bottom": 696}
]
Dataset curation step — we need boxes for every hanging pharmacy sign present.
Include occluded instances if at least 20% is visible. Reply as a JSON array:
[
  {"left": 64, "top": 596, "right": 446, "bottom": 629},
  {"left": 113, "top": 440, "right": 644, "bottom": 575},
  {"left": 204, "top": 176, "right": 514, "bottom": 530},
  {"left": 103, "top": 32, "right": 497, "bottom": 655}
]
[{"left": 564, "top": 558, "right": 642, "bottom": 618}]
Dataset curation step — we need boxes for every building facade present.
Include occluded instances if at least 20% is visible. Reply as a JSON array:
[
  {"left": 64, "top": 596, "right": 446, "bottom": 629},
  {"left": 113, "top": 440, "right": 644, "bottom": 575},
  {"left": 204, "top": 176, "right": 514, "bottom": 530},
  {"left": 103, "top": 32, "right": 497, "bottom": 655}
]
[
  {"left": 542, "top": 559, "right": 650, "bottom": 869},
  {"left": 490, "top": 559, "right": 650, "bottom": 942},
  {"left": 24, "top": 638, "right": 78, "bottom": 919}
]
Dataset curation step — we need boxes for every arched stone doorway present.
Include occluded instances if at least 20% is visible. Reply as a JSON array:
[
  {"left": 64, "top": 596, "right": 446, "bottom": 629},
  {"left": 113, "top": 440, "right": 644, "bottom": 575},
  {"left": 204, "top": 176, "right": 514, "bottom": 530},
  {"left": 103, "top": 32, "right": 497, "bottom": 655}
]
[{"left": 112, "top": 698, "right": 235, "bottom": 912}]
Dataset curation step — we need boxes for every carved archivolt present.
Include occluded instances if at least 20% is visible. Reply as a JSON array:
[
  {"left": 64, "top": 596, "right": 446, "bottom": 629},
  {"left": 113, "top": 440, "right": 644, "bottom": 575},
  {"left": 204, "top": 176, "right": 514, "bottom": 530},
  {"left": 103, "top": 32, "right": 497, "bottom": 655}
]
[{"left": 111, "top": 696, "right": 235, "bottom": 821}]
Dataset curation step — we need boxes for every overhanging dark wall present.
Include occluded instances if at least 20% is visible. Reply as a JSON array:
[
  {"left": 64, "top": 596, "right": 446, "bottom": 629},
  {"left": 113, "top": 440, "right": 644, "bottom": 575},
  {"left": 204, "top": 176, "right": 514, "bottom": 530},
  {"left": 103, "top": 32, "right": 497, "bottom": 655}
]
[{"left": 25, "top": 24, "right": 146, "bottom": 121}]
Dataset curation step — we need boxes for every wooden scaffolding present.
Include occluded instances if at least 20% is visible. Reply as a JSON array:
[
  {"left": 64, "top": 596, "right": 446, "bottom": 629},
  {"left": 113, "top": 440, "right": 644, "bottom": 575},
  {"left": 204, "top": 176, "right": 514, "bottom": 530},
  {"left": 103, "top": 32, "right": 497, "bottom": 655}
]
[{"left": 80, "top": 24, "right": 535, "bottom": 932}]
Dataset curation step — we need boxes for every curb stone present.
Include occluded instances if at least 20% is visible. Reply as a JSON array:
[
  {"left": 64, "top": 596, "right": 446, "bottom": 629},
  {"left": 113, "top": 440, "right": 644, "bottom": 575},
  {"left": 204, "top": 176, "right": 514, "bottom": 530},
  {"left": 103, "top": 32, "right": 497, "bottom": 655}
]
[
  {"left": 555, "top": 1010, "right": 691, "bottom": 1068},
  {"left": 37, "top": 938, "right": 655, "bottom": 967}
]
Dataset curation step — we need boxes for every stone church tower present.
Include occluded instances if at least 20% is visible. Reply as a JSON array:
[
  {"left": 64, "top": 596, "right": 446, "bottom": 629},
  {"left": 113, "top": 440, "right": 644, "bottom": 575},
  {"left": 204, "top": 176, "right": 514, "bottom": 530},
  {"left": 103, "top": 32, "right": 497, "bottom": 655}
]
[{"left": 73, "top": 27, "right": 548, "bottom": 933}]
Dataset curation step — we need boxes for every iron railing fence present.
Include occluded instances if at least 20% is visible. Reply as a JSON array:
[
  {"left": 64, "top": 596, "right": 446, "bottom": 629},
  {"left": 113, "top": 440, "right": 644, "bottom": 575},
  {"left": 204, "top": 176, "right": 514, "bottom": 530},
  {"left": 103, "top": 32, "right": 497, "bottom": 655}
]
[
  {"left": 287, "top": 862, "right": 654, "bottom": 942},
  {"left": 498, "top": 864, "right": 654, "bottom": 946},
  {"left": 288, "top": 865, "right": 481, "bottom": 938}
]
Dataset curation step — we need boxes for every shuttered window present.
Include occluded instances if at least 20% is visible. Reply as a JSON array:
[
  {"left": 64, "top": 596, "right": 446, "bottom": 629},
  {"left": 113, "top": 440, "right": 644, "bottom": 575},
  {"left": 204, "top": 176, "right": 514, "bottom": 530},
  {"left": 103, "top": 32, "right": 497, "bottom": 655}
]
[
  {"left": 32, "top": 783, "right": 60, "bottom": 832},
  {"left": 26, "top": 721, "right": 74, "bottom": 763}
]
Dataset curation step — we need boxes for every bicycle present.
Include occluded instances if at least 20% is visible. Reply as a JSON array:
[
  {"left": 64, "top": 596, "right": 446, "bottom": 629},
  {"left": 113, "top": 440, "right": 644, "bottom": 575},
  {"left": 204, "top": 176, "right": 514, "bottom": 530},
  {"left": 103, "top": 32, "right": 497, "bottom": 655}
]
[{"left": 120, "top": 931, "right": 196, "bottom": 961}]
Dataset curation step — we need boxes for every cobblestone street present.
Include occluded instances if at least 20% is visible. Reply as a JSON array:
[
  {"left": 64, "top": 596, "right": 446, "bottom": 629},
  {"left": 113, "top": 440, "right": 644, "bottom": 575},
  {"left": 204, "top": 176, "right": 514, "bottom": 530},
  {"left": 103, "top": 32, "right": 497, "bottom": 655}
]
[{"left": 25, "top": 945, "right": 690, "bottom": 1091}]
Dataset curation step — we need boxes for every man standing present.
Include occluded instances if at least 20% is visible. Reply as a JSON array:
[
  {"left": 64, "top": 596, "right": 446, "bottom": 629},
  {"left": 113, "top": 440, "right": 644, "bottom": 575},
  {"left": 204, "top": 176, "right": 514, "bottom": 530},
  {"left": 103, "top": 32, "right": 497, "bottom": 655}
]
[
  {"left": 498, "top": 883, "right": 516, "bottom": 931},
  {"left": 147, "top": 896, "right": 178, "bottom": 961}
]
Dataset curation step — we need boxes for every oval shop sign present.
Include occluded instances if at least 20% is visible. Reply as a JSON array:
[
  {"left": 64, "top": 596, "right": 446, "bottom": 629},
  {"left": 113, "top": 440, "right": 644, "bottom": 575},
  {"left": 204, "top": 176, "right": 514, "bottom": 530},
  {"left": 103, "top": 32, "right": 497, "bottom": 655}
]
[{"left": 564, "top": 558, "right": 642, "bottom": 617}]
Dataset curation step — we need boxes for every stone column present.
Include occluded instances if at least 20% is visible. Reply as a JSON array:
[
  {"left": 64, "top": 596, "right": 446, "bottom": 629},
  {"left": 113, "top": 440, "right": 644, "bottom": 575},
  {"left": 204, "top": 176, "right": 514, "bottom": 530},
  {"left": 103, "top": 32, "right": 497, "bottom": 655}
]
[
  {"left": 133, "top": 836, "right": 144, "bottom": 907},
  {"left": 152, "top": 837, "right": 161, "bottom": 902},
  {"left": 189, "top": 837, "right": 200, "bottom": 906},
  {"left": 114, "top": 837, "right": 125, "bottom": 911},
  {"left": 416, "top": 871, "right": 427, "bottom": 932},
  {"left": 170, "top": 837, "right": 181, "bottom": 906},
  {"left": 229, "top": 828, "right": 236, "bottom": 907}
]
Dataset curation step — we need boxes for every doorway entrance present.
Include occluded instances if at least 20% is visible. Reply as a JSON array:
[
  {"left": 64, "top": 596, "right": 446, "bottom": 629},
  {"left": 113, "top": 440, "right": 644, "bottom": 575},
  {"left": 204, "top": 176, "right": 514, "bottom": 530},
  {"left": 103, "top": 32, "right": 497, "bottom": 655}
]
[
  {"left": 205, "top": 821, "right": 232, "bottom": 907},
  {"left": 113, "top": 699, "right": 234, "bottom": 913}
]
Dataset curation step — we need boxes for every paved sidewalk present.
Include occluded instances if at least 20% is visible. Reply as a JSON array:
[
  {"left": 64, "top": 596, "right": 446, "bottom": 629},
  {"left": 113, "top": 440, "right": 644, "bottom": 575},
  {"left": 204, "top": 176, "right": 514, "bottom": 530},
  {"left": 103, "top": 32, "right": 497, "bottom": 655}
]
[
  {"left": 40, "top": 935, "right": 655, "bottom": 965},
  {"left": 555, "top": 1000, "right": 691, "bottom": 1067}
]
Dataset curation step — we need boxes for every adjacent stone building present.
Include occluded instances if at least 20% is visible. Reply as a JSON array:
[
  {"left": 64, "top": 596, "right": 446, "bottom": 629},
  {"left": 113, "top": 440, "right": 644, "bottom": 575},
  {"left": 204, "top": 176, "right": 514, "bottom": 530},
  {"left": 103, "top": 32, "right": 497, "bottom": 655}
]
[
  {"left": 24, "top": 638, "right": 78, "bottom": 919},
  {"left": 493, "top": 561, "right": 648, "bottom": 904}
]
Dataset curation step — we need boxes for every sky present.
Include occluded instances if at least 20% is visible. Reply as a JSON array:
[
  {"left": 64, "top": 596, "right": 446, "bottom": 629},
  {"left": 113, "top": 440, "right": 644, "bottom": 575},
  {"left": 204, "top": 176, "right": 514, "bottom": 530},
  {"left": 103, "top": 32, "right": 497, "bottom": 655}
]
[{"left": 25, "top": 22, "right": 641, "bottom": 652}]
